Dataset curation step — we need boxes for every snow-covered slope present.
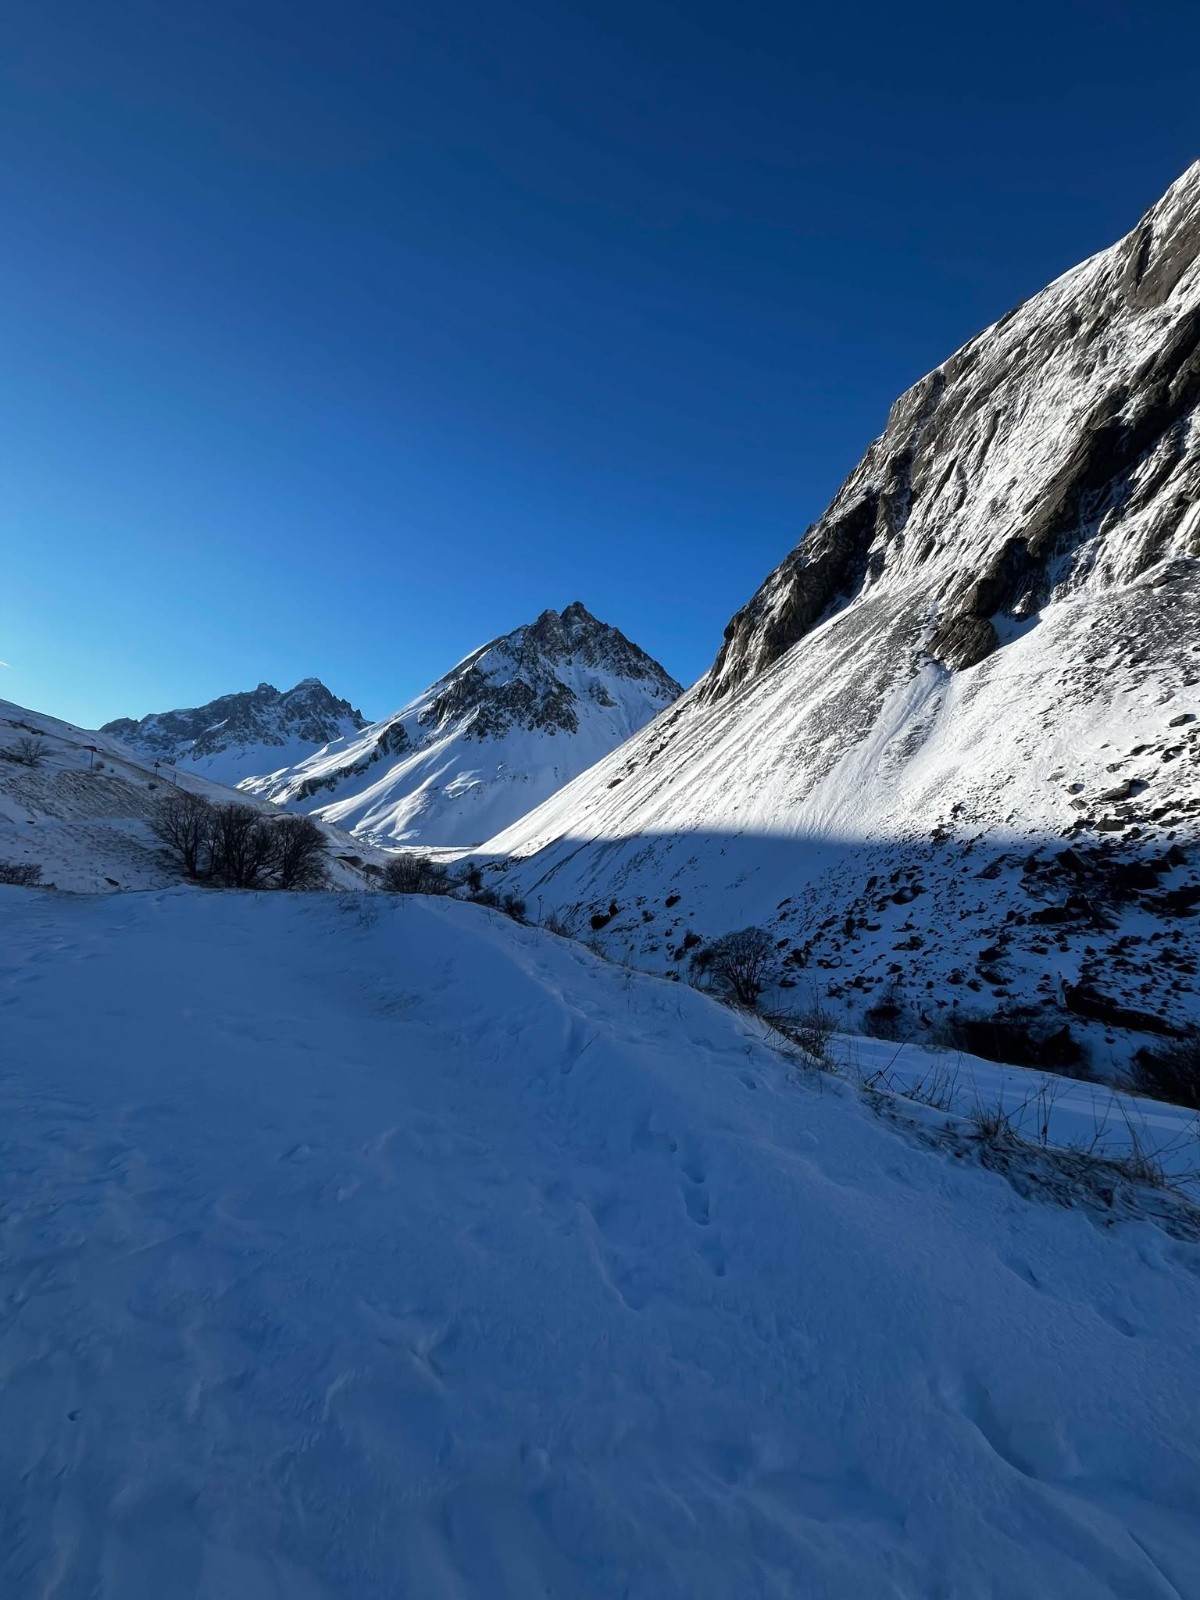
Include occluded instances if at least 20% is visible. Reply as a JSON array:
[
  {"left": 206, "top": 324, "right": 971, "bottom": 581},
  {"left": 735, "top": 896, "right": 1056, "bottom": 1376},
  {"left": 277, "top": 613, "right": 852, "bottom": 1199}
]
[
  {"left": 103, "top": 678, "right": 367, "bottom": 788},
  {"left": 0, "top": 698, "right": 378, "bottom": 892},
  {"left": 3, "top": 884, "right": 1199, "bottom": 1597},
  {"left": 241, "top": 602, "right": 681, "bottom": 848},
  {"left": 484, "top": 166, "right": 1200, "bottom": 1070}
]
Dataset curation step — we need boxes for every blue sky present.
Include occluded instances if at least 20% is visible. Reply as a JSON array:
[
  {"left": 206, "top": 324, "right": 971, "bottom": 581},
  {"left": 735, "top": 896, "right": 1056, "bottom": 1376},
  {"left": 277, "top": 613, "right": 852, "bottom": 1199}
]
[{"left": 2, "top": 0, "right": 1197, "bottom": 725}]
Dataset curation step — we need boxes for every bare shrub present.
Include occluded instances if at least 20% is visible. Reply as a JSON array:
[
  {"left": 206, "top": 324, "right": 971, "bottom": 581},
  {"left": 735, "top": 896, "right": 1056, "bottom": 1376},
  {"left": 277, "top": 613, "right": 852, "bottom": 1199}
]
[
  {"left": 9, "top": 735, "right": 45, "bottom": 768},
  {"left": 382, "top": 854, "right": 455, "bottom": 896},
  {"left": 1132, "top": 1038, "right": 1200, "bottom": 1111},
  {"left": 152, "top": 791, "right": 217, "bottom": 879},
  {"left": 461, "top": 862, "right": 485, "bottom": 894},
  {"left": 767, "top": 995, "right": 836, "bottom": 1063},
  {"left": 273, "top": 814, "right": 329, "bottom": 890},
  {"left": 690, "top": 926, "right": 774, "bottom": 1009},
  {"left": 500, "top": 893, "right": 527, "bottom": 923},
  {"left": 0, "top": 860, "right": 42, "bottom": 886},
  {"left": 967, "top": 1096, "right": 1020, "bottom": 1147},
  {"left": 210, "top": 803, "right": 278, "bottom": 889},
  {"left": 542, "top": 908, "right": 573, "bottom": 937}
]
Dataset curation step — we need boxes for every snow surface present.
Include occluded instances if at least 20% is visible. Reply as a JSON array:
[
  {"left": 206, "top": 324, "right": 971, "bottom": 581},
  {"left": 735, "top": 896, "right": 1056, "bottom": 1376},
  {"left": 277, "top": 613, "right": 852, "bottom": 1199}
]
[{"left": 3, "top": 884, "right": 1200, "bottom": 1597}]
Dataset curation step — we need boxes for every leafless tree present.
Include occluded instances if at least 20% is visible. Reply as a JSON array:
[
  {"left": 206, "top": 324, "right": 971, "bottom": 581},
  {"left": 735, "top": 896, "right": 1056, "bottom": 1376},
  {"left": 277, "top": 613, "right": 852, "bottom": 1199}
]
[
  {"left": 152, "top": 791, "right": 217, "bottom": 879},
  {"left": 210, "top": 803, "right": 278, "bottom": 889},
  {"left": 273, "top": 814, "right": 329, "bottom": 890},
  {"left": 691, "top": 926, "right": 774, "bottom": 1008}
]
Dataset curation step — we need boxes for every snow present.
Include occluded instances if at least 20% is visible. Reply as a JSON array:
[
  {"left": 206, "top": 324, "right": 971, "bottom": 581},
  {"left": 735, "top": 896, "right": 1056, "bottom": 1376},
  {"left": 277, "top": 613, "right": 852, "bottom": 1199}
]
[
  {"left": 480, "top": 566, "right": 1200, "bottom": 1065},
  {"left": 832, "top": 1033, "right": 1200, "bottom": 1197},
  {"left": 174, "top": 731, "right": 354, "bottom": 790},
  {"left": 3, "top": 883, "right": 1200, "bottom": 1597}
]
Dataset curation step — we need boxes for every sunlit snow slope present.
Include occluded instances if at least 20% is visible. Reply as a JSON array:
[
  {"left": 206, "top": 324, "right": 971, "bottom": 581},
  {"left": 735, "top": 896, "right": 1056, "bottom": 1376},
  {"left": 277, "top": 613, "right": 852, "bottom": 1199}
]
[
  {"left": 242, "top": 603, "right": 680, "bottom": 848},
  {"left": 485, "top": 166, "right": 1200, "bottom": 1068},
  {"left": 3, "top": 886, "right": 1200, "bottom": 1598}
]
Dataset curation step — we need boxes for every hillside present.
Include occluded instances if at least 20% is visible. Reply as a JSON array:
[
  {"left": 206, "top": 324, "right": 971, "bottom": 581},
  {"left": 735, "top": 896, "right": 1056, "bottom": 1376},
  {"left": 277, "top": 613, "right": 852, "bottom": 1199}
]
[
  {"left": 0, "top": 698, "right": 376, "bottom": 893},
  {"left": 482, "top": 165, "right": 1200, "bottom": 1072}
]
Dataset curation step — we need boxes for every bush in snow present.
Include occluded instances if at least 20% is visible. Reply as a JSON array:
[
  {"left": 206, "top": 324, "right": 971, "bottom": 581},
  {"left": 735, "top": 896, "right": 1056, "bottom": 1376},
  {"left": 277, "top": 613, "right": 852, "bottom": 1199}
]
[
  {"left": 0, "top": 860, "right": 42, "bottom": 886},
  {"left": 1132, "top": 1038, "right": 1200, "bottom": 1111},
  {"left": 542, "top": 909, "right": 574, "bottom": 938},
  {"left": 7, "top": 735, "right": 46, "bottom": 768},
  {"left": 382, "top": 854, "right": 455, "bottom": 896},
  {"left": 766, "top": 997, "right": 836, "bottom": 1063},
  {"left": 273, "top": 815, "right": 329, "bottom": 890},
  {"left": 500, "top": 893, "right": 527, "bottom": 923},
  {"left": 689, "top": 927, "right": 774, "bottom": 1009},
  {"left": 461, "top": 862, "right": 485, "bottom": 894}
]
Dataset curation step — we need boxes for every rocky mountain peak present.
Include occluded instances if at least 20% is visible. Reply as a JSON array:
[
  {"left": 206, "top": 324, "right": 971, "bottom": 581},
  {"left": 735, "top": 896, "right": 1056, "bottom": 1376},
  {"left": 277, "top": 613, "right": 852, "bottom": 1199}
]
[
  {"left": 103, "top": 679, "right": 368, "bottom": 781},
  {"left": 241, "top": 606, "right": 681, "bottom": 847},
  {"left": 421, "top": 605, "right": 680, "bottom": 742},
  {"left": 703, "top": 162, "right": 1200, "bottom": 701}
]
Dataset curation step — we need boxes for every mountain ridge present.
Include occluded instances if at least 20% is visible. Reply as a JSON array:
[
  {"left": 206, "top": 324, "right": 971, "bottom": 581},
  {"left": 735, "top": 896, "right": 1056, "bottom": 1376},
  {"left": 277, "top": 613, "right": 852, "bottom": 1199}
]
[{"left": 103, "top": 678, "right": 367, "bottom": 788}]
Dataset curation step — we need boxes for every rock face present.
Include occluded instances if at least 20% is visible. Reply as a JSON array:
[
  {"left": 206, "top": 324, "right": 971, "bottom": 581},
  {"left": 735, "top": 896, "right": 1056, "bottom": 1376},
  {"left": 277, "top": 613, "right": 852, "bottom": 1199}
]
[
  {"left": 483, "top": 167, "right": 1200, "bottom": 1070},
  {"left": 241, "top": 604, "right": 681, "bottom": 847},
  {"left": 707, "top": 163, "right": 1200, "bottom": 700},
  {"left": 104, "top": 680, "right": 368, "bottom": 787}
]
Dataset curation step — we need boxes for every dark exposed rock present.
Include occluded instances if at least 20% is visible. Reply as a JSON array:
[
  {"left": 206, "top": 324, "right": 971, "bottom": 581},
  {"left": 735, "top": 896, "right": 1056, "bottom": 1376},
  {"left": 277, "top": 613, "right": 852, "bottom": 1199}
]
[{"left": 1063, "top": 982, "right": 1177, "bottom": 1035}]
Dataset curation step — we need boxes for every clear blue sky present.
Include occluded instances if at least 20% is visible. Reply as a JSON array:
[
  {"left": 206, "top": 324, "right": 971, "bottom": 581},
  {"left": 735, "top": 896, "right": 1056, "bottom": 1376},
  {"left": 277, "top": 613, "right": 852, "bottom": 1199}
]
[{"left": 2, "top": 0, "right": 1197, "bottom": 726}]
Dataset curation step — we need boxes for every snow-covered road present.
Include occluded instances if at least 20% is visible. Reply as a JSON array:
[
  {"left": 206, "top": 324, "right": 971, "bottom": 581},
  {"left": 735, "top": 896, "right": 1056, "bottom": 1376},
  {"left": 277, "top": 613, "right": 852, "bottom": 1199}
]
[{"left": 2, "top": 887, "right": 1199, "bottom": 1597}]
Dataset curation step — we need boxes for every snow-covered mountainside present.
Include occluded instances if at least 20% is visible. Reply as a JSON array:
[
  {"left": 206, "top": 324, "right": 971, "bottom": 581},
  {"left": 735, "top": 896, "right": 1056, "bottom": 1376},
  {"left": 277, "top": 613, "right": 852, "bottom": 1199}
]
[
  {"left": 0, "top": 698, "right": 377, "bottom": 892},
  {"left": 4, "top": 884, "right": 1200, "bottom": 1597},
  {"left": 103, "top": 678, "right": 367, "bottom": 788},
  {"left": 241, "top": 602, "right": 681, "bottom": 848},
  {"left": 484, "top": 165, "right": 1200, "bottom": 1071}
]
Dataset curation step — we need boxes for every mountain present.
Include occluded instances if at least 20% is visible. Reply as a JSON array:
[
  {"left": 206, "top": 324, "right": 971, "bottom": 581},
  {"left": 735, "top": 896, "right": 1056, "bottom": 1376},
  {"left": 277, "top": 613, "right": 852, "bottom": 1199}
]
[
  {"left": 240, "top": 602, "right": 682, "bottom": 848},
  {"left": 483, "top": 165, "right": 1200, "bottom": 1070},
  {"left": 102, "top": 678, "right": 368, "bottom": 788}
]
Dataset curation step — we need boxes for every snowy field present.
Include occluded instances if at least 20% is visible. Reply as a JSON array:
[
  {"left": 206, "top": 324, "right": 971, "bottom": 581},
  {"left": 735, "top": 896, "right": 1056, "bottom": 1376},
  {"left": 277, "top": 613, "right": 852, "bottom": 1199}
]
[{"left": 3, "top": 886, "right": 1200, "bottom": 1598}]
